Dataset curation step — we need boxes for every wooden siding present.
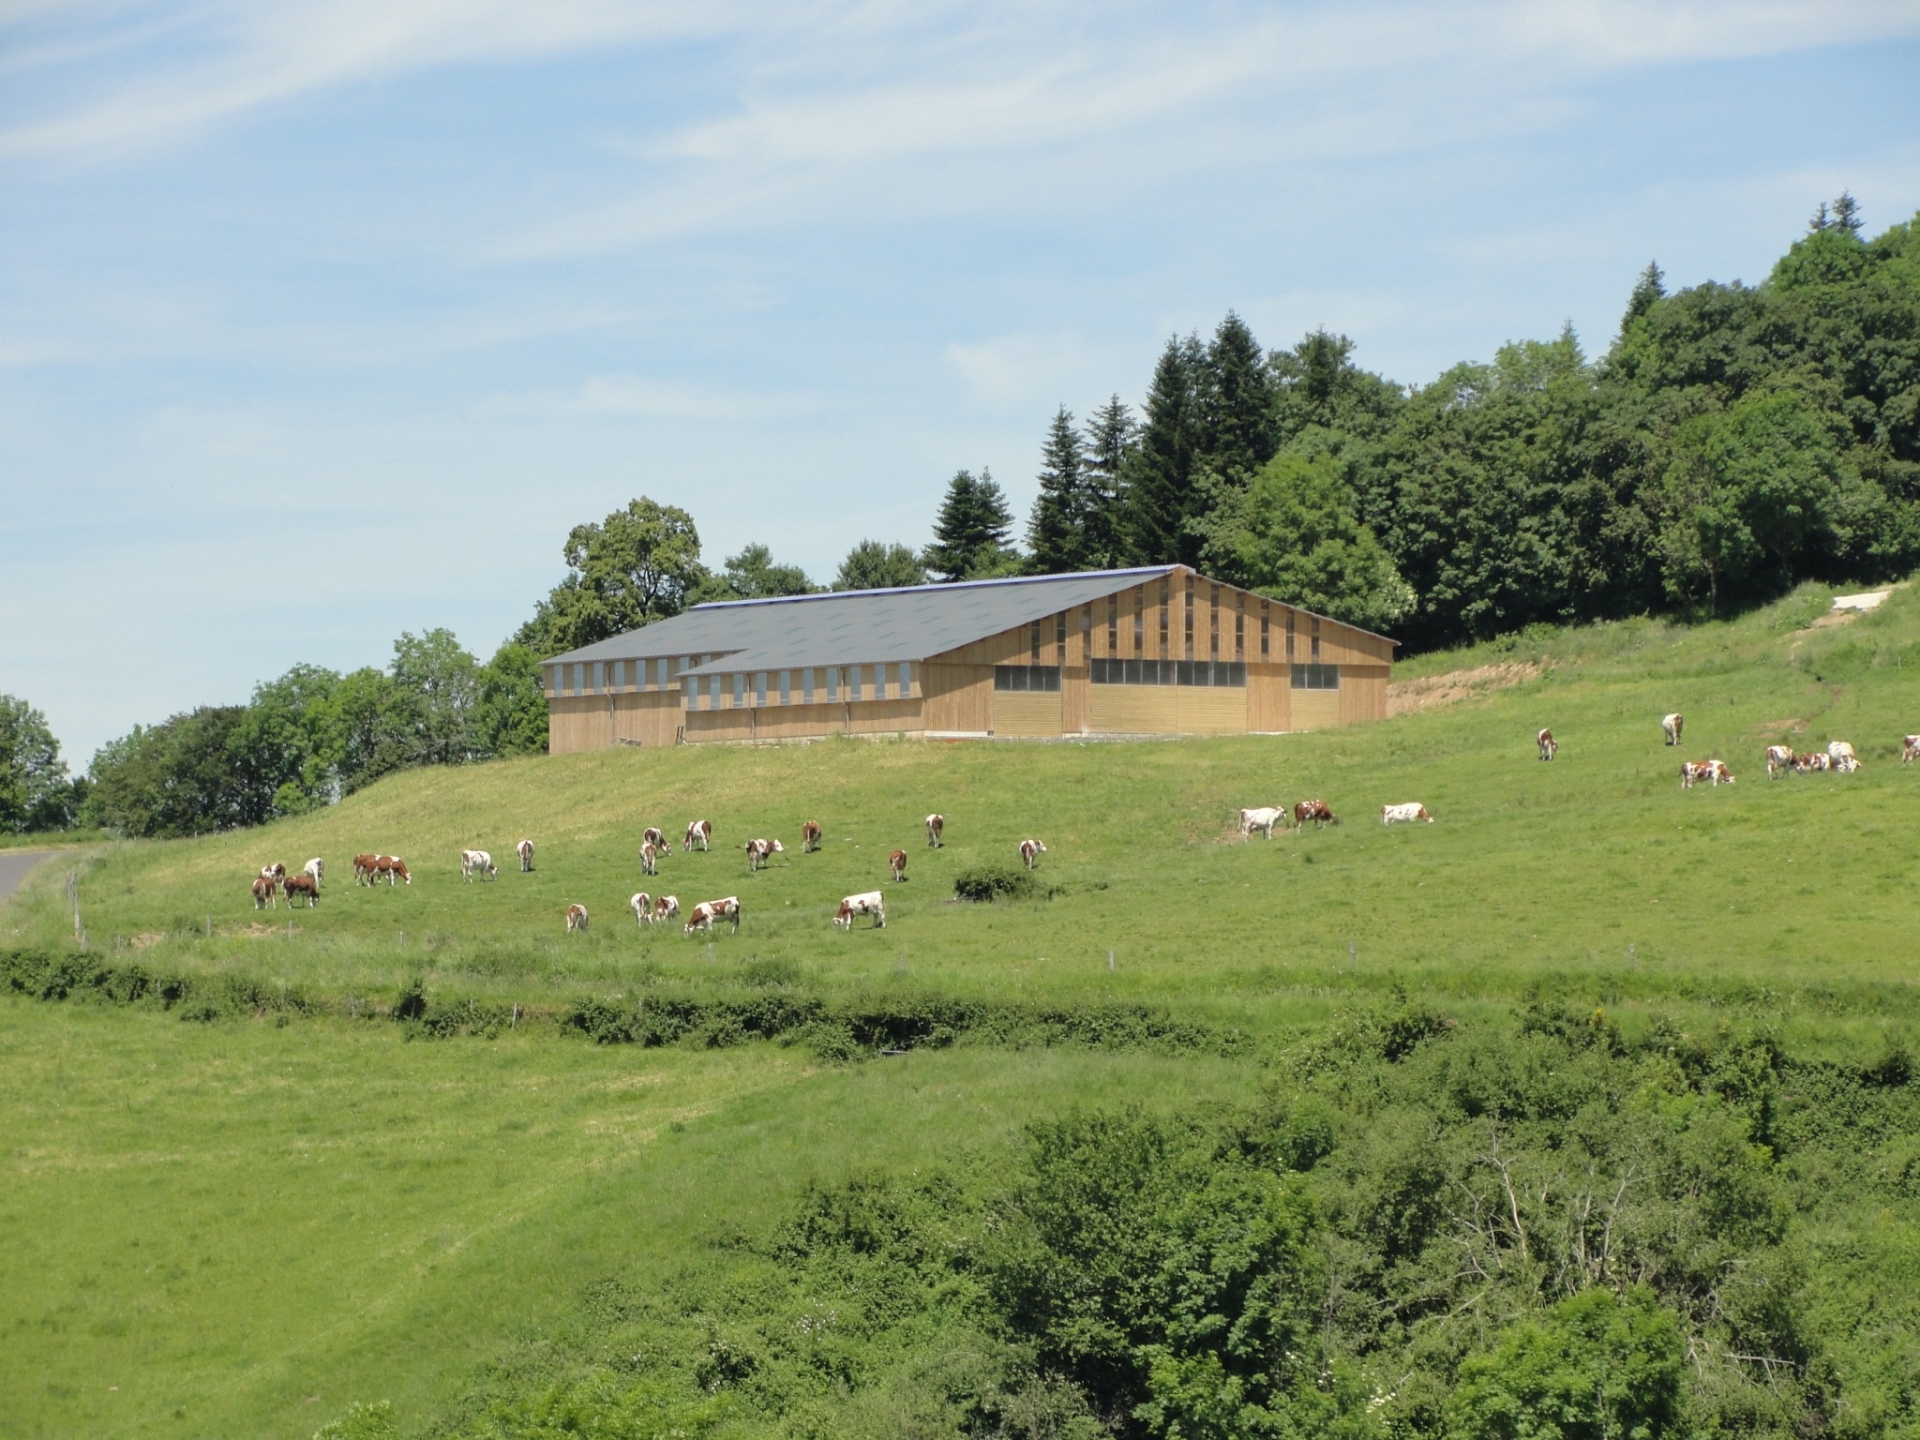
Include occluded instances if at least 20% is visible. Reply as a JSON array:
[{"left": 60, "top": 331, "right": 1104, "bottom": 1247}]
[
  {"left": 614, "top": 690, "right": 682, "bottom": 748},
  {"left": 1246, "top": 664, "right": 1290, "bottom": 732},
  {"left": 921, "top": 663, "right": 993, "bottom": 734},
  {"left": 1339, "top": 665, "right": 1390, "bottom": 726},
  {"left": 993, "top": 690, "right": 1063, "bottom": 737},
  {"left": 683, "top": 698, "right": 922, "bottom": 743},
  {"left": 549, "top": 694, "right": 612, "bottom": 754},
  {"left": 1290, "top": 689, "right": 1342, "bottom": 731}
]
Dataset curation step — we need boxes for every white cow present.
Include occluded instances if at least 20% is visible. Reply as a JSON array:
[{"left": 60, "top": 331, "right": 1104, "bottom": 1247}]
[
  {"left": 684, "top": 819, "right": 712, "bottom": 852},
  {"left": 744, "top": 838, "right": 784, "bottom": 872},
  {"left": 925, "top": 813, "right": 944, "bottom": 848},
  {"left": 1019, "top": 838, "right": 1048, "bottom": 870},
  {"left": 461, "top": 849, "right": 498, "bottom": 882},
  {"left": 1238, "top": 806, "right": 1286, "bottom": 840},
  {"left": 516, "top": 838, "right": 535, "bottom": 872},
  {"left": 302, "top": 857, "right": 325, "bottom": 886},
  {"left": 1765, "top": 745, "right": 1796, "bottom": 779},
  {"left": 685, "top": 896, "right": 741, "bottom": 936},
  {"left": 1381, "top": 802, "right": 1433, "bottom": 824},
  {"left": 834, "top": 891, "right": 886, "bottom": 929},
  {"left": 1903, "top": 735, "right": 1920, "bottom": 765},
  {"left": 1828, "top": 740, "right": 1861, "bottom": 773},
  {"left": 654, "top": 894, "right": 680, "bottom": 924},
  {"left": 1662, "top": 713, "right": 1684, "bottom": 747},
  {"left": 565, "top": 903, "right": 590, "bottom": 933},
  {"left": 630, "top": 891, "right": 652, "bottom": 926}
]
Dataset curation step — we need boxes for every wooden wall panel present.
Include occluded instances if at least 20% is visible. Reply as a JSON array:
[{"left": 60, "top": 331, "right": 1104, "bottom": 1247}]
[
  {"left": 1087, "top": 685, "right": 1183, "bottom": 733},
  {"left": 1175, "top": 687, "right": 1247, "bottom": 735},
  {"left": 993, "top": 690, "right": 1063, "bottom": 737},
  {"left": 1291, "top": 690, "right": 1342, "bottom": 731},
  {"left": 1062, "top": 668, "right": 1090, "bottom": 734},
  {"left": 681, "top": 698, "right": 924, "bottom": 743},
  {"left": 922, "top": 663, "right": 993, "bottom": 734},
  {"left": 1246, "top": 665, "right": 1290, "bottom": 732},
  {"left": 1339, "top": 666, "right": 1390, "bottom": 725},
  {"left": 613, "top": 690, "right": 682, "bottom": 748},
  {"left": 548, "top": 695, "right": 611, "bottom": 753}
]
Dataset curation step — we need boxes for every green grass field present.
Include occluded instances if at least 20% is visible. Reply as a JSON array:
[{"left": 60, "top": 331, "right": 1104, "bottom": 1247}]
[{"left": 7, "top": 580, "right": 1920, "bottom": 1438}]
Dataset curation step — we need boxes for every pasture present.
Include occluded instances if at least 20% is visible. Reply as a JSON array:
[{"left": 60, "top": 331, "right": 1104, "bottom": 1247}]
[{"left": 8, "top": 580, "right": 1920, "bottom": 1437}]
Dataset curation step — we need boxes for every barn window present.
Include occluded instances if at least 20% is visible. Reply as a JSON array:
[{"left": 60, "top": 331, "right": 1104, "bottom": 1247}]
[
  {"left": 1090, "top": 659, "right": 1242, "bottom": 687},
  {"left": 1235, "top": 593, "right": 1245, "bottom": 659},
  {"left": 1030, "top": 621, "right": 1042, "bottom": 665},
  {"left": 1107, "top": 594, "right": 1119, "bottom": 656},
  {"left": 1210, "top": 585, "right": 1220, "bottom": 658},
  {"left": 1311, "top": 616, "right": 1321, "bottom": 660},
  {"left": 1159, "top": 580, "right": 1170, "bottom": 656},
  {"left": 994, "top": 665, "right": 1061, "bottom": 692},
  {"left": 898, "top": 662, "right": 913, "bottom": 697},
  {"left": 1184, "top": 576, "right": 1194, "bottom": 658},
  {"left": 1056, "top": 611, "right": 1067, "bottom": 666},
  {"left": 1291, "top": 664, "right": 1339, "bottom": 690},
  {"left": 801, "top": 668, "right": 814, "bottom": 704},
  {"left": 1260, "top": 601, "right": 1270, "bottom": 658},
  {"left": 1286, "top": 611, "right": 1296, "bottom": 661},
  {"left": 1134, "top": 587, "right": 1145, "bottom": 655},
  {"left": 756, "top": 672, "right": 768, "bottom": 705},
  {"left": 733, "top": 673, "right": 744, "bottom": 707},
  {"left": 825, "top": 667, "right": 838, "bottom": 702}
]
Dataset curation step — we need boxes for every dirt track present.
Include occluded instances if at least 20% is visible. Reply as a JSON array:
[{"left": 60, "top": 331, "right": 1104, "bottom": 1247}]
[{"left": 0, "top": 851, "right": 55, "bottom": 905}]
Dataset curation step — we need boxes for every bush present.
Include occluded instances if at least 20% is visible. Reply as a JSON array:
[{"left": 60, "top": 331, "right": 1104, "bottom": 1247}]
[{"left": 952, "top": 864, "right": 1036, "bottom": 902}]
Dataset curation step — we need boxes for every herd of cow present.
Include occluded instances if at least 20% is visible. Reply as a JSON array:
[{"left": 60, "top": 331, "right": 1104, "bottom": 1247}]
[
  {"left": 242, "top": 812, "right": 1048, "bottom": 938},
  {"left": 1646, "top": 709, "right": 1904, "bottom": 786}
]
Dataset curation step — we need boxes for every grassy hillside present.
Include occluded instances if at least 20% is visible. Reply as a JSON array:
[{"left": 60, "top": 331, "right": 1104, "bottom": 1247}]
[{"left": 8, "top": 580, "right": 1920, "bottom": 1439}]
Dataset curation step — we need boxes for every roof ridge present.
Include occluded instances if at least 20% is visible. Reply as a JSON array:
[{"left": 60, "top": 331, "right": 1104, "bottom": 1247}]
[{"left": 687, "top": 565, "right": 1177, "bottom": 613}]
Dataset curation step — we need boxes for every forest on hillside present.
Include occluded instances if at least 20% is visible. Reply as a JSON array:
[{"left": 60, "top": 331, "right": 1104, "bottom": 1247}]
[{"left": 7, "top": 195, "right": 1916, "bottom": 839}]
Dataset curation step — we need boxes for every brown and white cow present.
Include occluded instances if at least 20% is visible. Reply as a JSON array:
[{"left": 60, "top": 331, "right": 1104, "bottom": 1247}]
[
  {"left": 801, "top": 820, "right": 822, "bottom": 853},
  {"left": 630, "top": 892, "right": 652, "bottom": 926},
  {"left": 1019, "top": 838, "right": 1048, "bottom": 870},
  {"left": 283, "top": 873, "right": 319, "bottom": 907},
  {"left": 353, "top": 854, "right": 378, "bottom": 885},
  {"left": 888, "top": 849, "right": 908, "bottom": 882},
  {"left": 685, "top": 896, "right": 741, "bottom": 935},
  {"left": 640, "top": 841, "right": 664, "bottom": 877},
  {"left": 1828, "top": 740, "right": 1861, "bottom": 773},
  {"left": 1794, "top": 751, "right": 1831, "bottom": 773},
  {"left": 684, "top": 819, "right": 712, "bottom": 852},
  {"left": 1381, "top": 802, "right": 1433, "bottom": 824},
  {"left": 925, "top": 813, "right": 944, "bottom": 848},
  {"left": 259, "top": 862, "right": 286, "bottom": 882},
  {"left": 1765, "top": 744, "right": 1796, "bottom": 779},
  {"left": 1904, "top": 735, "right": 1920, "bottom": 765},
  {"left": 517, "top": 838, "right": 535, "bottom": 872},
  {"left": 252, "top": 876, "right": 277, "bottom": 909},
  {"left": 1238, "top": 807, "right": 1286, "bottom": 840},
  {"left": 1662, "top": 713, "right": 1684, "bottom": 747},
  {"left": 654, "top": 894, "right": 680, "bottom": 924},
  {"left": 1681, "top": 760, "right": 1734, "bottom": 788},
  {"left": 642, "top": 827, "right": 667, "bottom": 853},
  {"left": 1294, "top": 799, "right": 1337, "bottom": 829},
  {"left": 460, "top": 849, "right": 498, "bottom": 882},
  {"left": 372, "top": 856, "right": 412, "bottom": 885},
  {"left": 1537, "top": 728, "right": 1557, "bottom": 761},
  {"left": 744, "top": 838, "right": 784, "bottom": 871},
  {"left": 565, "top": 903, "right": 590, "bottom": 933},
  {"left": 302, "top": 857, "right": 325, "bottom": 886},
  {"left": 834, "top": 891, "right": 886, "bottom": 930}
]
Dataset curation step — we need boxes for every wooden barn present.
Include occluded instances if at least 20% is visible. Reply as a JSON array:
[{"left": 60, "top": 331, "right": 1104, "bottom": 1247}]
[{"left": 541, "top": 565, "right": 1395, "bottom": 753}]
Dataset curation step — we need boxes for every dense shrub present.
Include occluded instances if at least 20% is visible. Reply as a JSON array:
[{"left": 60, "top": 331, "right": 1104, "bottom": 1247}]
[{"left": 952, "top": 864, "right": 1037, "bottom": 902}]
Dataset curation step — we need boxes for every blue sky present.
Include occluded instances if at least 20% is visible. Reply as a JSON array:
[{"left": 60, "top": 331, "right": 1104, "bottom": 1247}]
[{"left": 4, "top": 0, "right": 1920, "bottom": 766}]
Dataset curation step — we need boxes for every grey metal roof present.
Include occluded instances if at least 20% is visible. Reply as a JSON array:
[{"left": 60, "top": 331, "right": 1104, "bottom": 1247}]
[{"left": 543, "top": 567, "right": 1182, "bottom": 673}]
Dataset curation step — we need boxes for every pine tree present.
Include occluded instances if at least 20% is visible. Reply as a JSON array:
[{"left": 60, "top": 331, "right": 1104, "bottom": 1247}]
[
  {"left": 1809, "top": 200, "right": 1832, "bottom": 232},
  {"left": 1082, "top": 395, "right": 1137, "bottom": 568},
  {"left": 1026, "top": 407, "right": 1088, "bottom": 573},
  {"left": 1123, "top": 336, "right": 1203, "bottom": 566},
  {"left": 1196, "top": 311, "right": 1278, "bottom": 486},
  {"left": 923, "top": 469, "right": 1019, "bottom": 581},
  {"left": 1831, "top": 190, "right": 1863, "bottom": 236},
  {"left": 1624, "top": 261, "right": 1665, "bottom": 324}
]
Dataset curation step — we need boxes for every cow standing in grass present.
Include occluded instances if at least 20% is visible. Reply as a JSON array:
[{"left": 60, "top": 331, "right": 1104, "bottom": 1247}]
[
  {"left": 643, "top": 827, "right": 667, "bottom": 854},
  {"left": 684, "top": 820, "right": 711, "bottom": 852},
  {"left": 1662, "top": 713, "right": 1684, "bottom": 747},
  {"left": 1681, "top": 760, "right": 1734, "bottom": 788},
  {"left": 353, "top": 854, "right": 378, "bottom": 885},
  {"left": 1239, "top": 807, "right": 1286, "bottom": 840},
  {"left": 566, "top": 903, "right": 590, "bottom": 933},
  {"left": 1019, "top": 839, "right": 1047, "bottom": 870},
  {"left": 835, "top": 892, "right": 886, "bottom": 930},
  {"left": 925, "top": 814, "right": 944, "bottom": 848},
  {"left": 516, "top": 838, "right": 535, "bottom": 872},
  {"left": 801, "top": 821, "right": 822, "bottom": 853},
  {"left": 373, "top": 856, "right": 411, "bottom": 885},
  {"left": 641, "top": 842, "right": 663, "bottom": 877},
  {"left": 252, "top": 876, "right": 277, "bottom": 910},
  {"left": 1904, "top": 736, "right": 1920, "bottom": 765},
  {"left": 1795, "top": 752, "right": 1831, "bottom": 773},
  {"left": 303, "top": 858, "right": 325, "bottom": 886},
  {"left": 686, "top": 896, "right": 741, "bottom": 935},
  {"left": 259, "top": 862, "right": 286, "bottom": 883},
  {"left": 889, "top": 850, "right": 908, "bottom": 882},
  {"left": 1381, "top": 803, "right": 1433, "bottom": 824},
  {"left": 745, "top": 838, "right": 784, "bottom": 872},
  {"left": 654, "top": 895, "right": 680, "bottom": 924},
  {"left": 1537, "top": 728, "right": 1557, "bottom": 761},
  {"left": 284, "top": 874, "right": 319, "bottom": 907},
  {"left": 630, "top": 892, "right": 652, "bottom": 926},
  {"left": 1766, "top": 745, "right": 1796, "bottom": 779},
  {"left": 461, "top": 849, "right": 498, "bottom": 882},
  {"left": 1828, "top": 741, "right": 1861, "bottom": 773},
  {"left": 1294, "top": 800, "right": 1337, "bottom": 829}
]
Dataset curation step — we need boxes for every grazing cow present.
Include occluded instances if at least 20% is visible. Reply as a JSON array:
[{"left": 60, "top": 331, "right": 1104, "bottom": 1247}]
[
  {"left": 302, "top": 857, "right": 325, "bottom": 886},
  {"left": 252, "top": 876, "right": 277, "bottom": 910},
  {"left": 1794, "top": 751, "right": 1831, "bottom": 773},
  {"left": 684, "top": 819, "right": 712, "bottom": 852},
  {"left": 1239, "top": 807, "right": 1286, "bottom": 840},
  {"left": 283, "top": 873, "right": 319, "bottom": 907},
  {"left": 801, "top": 820, "right": 822, "bottom": 853},
  {"left": 1766, "top": 744, "right": 1796, "bottom": 779},
  {"left": 1662, "top": 713, "right": 1684, "bottom": 747},
  {"left": 640, "top": 841, "right": 663, "bottom": 877},
  {"left": 889, "top": 849, "right": 908, "bottom": 882},
  {"left": 259, "top": 862, "right": 286, "bottom": 881},
  {"left": 372, "top": 856, "right": 411, "bottom": 886},
  {"left": 1019, "top": 838, "right": 1048, "bottom": 870},
  {"left": 460, "top": 849, "right": 498, "bottom": 883},
  {"left": 643, "top": 827, "right": 667, "bottom": 853},
  {"left": 1904, "top": 735, "right": 1920, "bottom": 765},
  {"left": 630, "top": 892, "right": 652, "bottom": 926},
  {"left": 1537, "top": 728, "right": 1557, "bottom": 761},
  {"left": 1681, "top": 760, "right": 1734, "bottom": 788},
  {"left": 744, "top": 838, "right": 784, "bottom": 871},
  {"left": 654, "top": 895, "right": 680, "bottom": 924},
  {"left": 516, "top": 838, "right": 535, "bottom": 872},
  {"left": 685, "top": 896, "right": 742, "bottom": 936},
  {"left": 1381, "top": 802, "right": 1433, "bottom": 824},
  {"left": 1828, "top": 740, "right": 1861, "bottom": 773},
  {"left": 925, "top": 813, "right": 944, "bottom": 848},
  {"left": 566, "top": 903, "right": 590, "bottom": 933},
  {"left": 1294, "top": 799, "right": 1337, "bottom": 829},
  {"left": 834, "top": 891, "right": 886, "bottom": 930},
  {"left": 353, "top": 854, "right": 378, "bottom": 886}
]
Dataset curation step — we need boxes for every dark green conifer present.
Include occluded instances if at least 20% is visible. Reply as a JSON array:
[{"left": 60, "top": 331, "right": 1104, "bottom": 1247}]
[
  {"left": 1122, "top": 336, "right": 1203, "bottom": 565},
  {"left": 1026, "top": 407, "right": 1088, "bottom": 573},
  {"left": 923, "top": 469, "right": 1019, "bottom": 581}
]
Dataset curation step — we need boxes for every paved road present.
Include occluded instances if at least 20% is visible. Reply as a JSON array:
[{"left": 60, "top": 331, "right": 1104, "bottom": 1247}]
[{"left": 0, "top": 851, "right": 57, "bottom": 905}]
